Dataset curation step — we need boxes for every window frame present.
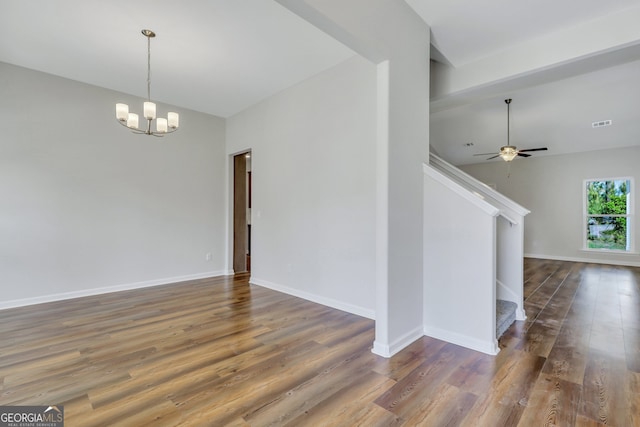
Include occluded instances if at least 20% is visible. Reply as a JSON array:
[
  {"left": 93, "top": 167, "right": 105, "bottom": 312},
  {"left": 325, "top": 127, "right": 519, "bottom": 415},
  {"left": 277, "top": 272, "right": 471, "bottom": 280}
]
[{"left": 582, "top": 177, "right": 634, "bottom": 253}]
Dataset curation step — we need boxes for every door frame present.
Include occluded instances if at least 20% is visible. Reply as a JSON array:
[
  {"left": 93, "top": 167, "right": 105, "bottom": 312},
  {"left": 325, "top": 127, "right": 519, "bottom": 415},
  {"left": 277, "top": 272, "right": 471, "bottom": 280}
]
[{"left": 230, "top": 150, "right": 252, "bottom": 273}]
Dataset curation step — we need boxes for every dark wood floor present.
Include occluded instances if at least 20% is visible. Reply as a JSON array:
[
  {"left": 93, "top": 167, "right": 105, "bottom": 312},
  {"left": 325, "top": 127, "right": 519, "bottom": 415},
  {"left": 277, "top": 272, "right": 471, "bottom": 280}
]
[{"left": 0, "top": 259, "right": 638, "bottom": 426}]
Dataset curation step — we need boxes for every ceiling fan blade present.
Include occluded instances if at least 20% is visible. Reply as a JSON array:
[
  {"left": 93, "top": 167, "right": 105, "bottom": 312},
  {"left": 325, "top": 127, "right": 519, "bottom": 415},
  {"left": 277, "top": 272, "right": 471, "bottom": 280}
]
[
  {"left": 474, "top": 152, "right": 499, "bottom": 156},
  {"left": 517, "top": 152, "right": 531, "bottom": 157},
  {"left": 518, "top": 147, "right": 548, "bottom": 152},
  {"left": 486, "top": 154, "right": 501, "bottom": 160}
]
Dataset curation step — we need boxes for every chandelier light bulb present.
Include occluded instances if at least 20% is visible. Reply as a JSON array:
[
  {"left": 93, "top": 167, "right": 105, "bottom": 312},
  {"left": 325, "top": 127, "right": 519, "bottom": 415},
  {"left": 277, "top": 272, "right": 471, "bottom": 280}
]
[
  {"left": 168, "top": 112, "right": 179, "bottom": 129},
  {"left": 156, "top": 118, "right": 168, "bottom": 133},
  {"left": 127, "top": 113, "right": 139, "bottom": 129},
  {"left": 116, "top": 103, "right": 129, "bottom": 122},
  {"left": 143, "top": 102, "right": 156, "bottom": 120}
]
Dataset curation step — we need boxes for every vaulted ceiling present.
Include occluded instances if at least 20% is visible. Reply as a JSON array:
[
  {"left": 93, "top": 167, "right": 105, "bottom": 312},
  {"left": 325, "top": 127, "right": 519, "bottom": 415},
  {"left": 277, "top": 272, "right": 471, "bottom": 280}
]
[
  {"left": 1, "top": 0, "right": 639, "bottom": 165},
  {"left": 0, "top": 0, "right": 355, "bottom": 118},
  {"left": 410, "top": 0, "right": 640, "bottom": 165}
]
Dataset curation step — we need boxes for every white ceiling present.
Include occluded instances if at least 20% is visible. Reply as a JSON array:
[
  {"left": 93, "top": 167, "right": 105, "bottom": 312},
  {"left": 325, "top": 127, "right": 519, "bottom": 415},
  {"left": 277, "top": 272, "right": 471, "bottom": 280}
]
[
  {"left": 408, "top": 0, "right": 640, "bottom": 165},
  {"left": 430, "top": 59, "right": 640, "bottom": 165},
  {"left": 406, "top": 0, "right": 640, "bottom": 67},
  {"left": 0, "top": 0, "right": 355, "bottom": 118},
  {"left": 1, "top": 0, "right": 640, "bottom": 165}
]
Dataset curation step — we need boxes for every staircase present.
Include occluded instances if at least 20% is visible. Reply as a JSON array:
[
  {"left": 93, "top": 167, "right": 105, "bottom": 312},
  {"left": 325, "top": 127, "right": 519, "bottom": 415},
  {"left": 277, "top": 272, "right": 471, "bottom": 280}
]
[
  {"left": 496, "top": 299, "right": 517, "bottom": 338},
  {"left": 423, "top": 154, "right": 529, "bottom": 355}
]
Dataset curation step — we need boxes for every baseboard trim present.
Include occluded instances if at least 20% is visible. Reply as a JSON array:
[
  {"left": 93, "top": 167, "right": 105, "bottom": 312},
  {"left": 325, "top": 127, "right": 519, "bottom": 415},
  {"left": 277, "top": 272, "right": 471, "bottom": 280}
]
[
  {"left": 249, "top": 277, "right": 375, "bottom": 320},
  {"left": 372, "top": 325, "right": 424, "bottom": 358},
  {"left": 525, "top": 253, "right": 640, "bottom": 267},
  {"left": 0, "top": 271, "right": 229, "bottom": 311},
  {"left": 423, "top": 325, "right": 499, "bottom": 355}
]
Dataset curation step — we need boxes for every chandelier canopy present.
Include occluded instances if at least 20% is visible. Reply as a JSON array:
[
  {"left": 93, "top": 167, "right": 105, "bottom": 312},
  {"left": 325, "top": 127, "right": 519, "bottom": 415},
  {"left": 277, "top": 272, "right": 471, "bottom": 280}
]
[{"left": 115, "top": 29, "right": 179, "bottom": 136}]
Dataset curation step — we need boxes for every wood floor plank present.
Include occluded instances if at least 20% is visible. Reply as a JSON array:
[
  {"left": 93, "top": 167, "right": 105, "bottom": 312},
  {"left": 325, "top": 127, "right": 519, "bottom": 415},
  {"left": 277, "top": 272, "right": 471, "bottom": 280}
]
[
  {"left": 242, "top": 349, "right": 385, "bottom": 425},
  {"left": 88, "top": 333, "right": 265, "bottom": 409},
  {"left": 77, "top": 396, "right": 181, "bottom": 427},
  {"left": 373, "top": 342, "right": 473, "bottom": 417},
  {"left": 171, "top": 328, "right": 376, "bottom": 426},
  {"left": 540, "top": 293, "right": 594, "bottom": 384},
  {"left": 283, "top": 380, "right": 401, "bottom": 427},
  {"left": 372, "top": 336, "right": 447, "bottom": 382},
  {"left": 523, "top": 261, "right": 572, "bottom": 319},
  {"left": 402, "top": 382, "right": 477, "bottom": 426},
  {"left": 575, "top": 414, "right": 607, "bottom": 426},
  {"left": 462, "top": 350, "right": 546, "bottom": 426},
  {"left": 517, "top": 375, "right": 582, "bottom": 427},
  {"left": 445, "top": 350, "right": 495, "bottom": 395},
  {"left": 628, "top": 371, "right": 640, "bottom": 427},
  {"left": 579, "top": 350, "right": 634, "bottom": 426},
  {"left": 523, "top": 259, "right": 562, "bottom": 299},
  {"left": 1, "top": 260, "right": 639, "bottom": 425},
  {"left": 622, "top": 322, "right": 640, "bottom": 373}
]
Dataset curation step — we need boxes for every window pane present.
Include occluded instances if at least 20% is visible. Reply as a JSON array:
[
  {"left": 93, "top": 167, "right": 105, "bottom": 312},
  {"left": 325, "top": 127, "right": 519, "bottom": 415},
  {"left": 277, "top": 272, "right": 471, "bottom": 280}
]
[
  {"left": 586, "top": 180, "right": 629, "bottom": 215},
  {"left": 587, "top": 215, "right": 627, "bottom": 250}
]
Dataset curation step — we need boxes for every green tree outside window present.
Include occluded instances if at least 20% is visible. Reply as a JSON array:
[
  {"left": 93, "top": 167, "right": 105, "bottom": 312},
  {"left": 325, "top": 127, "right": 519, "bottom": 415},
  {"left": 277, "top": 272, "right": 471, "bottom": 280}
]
[{"left": 586, "top": 179, "right": 630, "bottom": 251}]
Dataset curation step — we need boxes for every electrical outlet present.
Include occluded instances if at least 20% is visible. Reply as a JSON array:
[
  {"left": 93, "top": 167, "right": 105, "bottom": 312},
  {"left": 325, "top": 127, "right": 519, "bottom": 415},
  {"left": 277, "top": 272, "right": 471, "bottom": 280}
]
[{"left": 205, "top": 253, "right": 212, "bottom": 261}]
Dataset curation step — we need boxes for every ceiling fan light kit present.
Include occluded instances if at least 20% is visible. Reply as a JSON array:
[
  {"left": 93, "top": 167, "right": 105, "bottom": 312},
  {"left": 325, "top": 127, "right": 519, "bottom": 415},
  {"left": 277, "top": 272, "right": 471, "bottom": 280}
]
[
  {"left": 499, "top": 145, "right": 518, "bottom": 162},
  {"left": 115, "top": 29, "right": 179, "bottom": 136}
]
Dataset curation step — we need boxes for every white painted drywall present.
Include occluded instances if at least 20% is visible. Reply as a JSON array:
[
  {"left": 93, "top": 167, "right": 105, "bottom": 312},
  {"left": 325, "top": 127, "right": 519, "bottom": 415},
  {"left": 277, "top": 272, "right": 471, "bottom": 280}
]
[
  {"left": 0, "top": 62, "right": 227, "bottom": 306},
  {"left": 276, "top": 0, "right": 431, "bottom": 356},
  {"left": 430, "top": 7, "right": 640, "bottom": 100},
  {"left": 461, "top": 146, "right": 640, "bottom": 266},
  {"left": 225, "top": 56, "right": 377, "bottom": 318},
  {"left": 423, "top": 167, "right": 498, "bottom": 354},
  {"left": 429, "top": 154, "right": 528, "bottom": 320},
  {"left": 496, "top": 215, "right": 526, "bottom": 320}
]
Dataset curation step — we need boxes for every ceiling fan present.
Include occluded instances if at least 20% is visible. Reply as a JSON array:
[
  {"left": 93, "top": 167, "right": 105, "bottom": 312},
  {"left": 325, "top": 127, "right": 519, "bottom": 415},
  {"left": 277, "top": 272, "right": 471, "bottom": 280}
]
[{"left": 474, "top": 99, "right": 548, "bottom": 161}]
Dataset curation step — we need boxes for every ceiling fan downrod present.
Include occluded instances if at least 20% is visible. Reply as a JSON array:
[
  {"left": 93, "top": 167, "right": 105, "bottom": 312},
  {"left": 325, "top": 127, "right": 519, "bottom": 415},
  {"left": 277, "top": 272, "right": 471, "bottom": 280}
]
[{"left": 505, "top": 98, "right": 511, "bottom": 148}]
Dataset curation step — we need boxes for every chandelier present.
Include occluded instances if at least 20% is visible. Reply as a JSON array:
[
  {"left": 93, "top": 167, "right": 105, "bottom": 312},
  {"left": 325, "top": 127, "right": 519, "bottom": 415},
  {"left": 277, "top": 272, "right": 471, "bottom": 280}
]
[{"left": 115, "top": 29, "right": 179, "bottom": 136}]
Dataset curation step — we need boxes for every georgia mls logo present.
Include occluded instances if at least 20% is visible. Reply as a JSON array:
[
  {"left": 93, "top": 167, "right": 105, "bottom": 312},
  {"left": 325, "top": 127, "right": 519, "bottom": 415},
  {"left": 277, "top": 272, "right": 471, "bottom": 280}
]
[
  {"left": 0, "top": 405, "right": 64, "bottom": 426},
  {"left": 45, "top": 406, "right": 63, "bottom": 416}
]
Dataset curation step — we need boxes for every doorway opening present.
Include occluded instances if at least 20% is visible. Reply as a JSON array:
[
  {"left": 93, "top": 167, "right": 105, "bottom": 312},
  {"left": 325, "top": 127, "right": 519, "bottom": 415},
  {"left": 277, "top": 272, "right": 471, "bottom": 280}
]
[{"left": 233, "top": 151, "right": 252, "bottom": 273}]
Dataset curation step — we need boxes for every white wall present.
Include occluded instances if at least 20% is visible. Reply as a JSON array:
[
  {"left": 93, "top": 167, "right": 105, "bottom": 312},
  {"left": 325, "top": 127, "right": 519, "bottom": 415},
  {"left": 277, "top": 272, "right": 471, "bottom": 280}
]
[
  {"left": 461, "top": 146, "right": 640, "bottom": 266},
  {"left": 276, "top": 0, "right": 431, "bottom": 357},
  {"left": 429, "top": 154, "right": 528, "bottom": 320},
  {"left": 496, "top": 215, "right": 526, "bottom": 320},
  {"left": 226, "top": 56, "right": 377, "bottom": 318},
  {"left": 423, "top": 166, "right": 498, "bottom": 355},
  {"left": 0, "top": 62, "right": 227, "bottom": 307}
]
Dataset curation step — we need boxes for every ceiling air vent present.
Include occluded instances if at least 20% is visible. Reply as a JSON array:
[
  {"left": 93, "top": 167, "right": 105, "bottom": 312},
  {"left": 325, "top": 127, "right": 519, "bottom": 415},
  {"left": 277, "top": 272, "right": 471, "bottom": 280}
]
[{"left": 592, "top": 119, "right": 612, "bottom": 128}]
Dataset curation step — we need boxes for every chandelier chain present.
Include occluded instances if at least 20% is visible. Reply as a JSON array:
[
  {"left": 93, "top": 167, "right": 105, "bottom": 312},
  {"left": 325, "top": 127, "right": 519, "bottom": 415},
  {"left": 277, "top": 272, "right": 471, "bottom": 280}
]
[{"left": 147, "top": 34, "right": 151, "bottom": 101}]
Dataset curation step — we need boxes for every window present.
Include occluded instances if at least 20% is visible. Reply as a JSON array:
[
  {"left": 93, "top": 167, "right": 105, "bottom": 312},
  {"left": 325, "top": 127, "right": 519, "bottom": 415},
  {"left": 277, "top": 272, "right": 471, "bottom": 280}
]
[{"left": 585, "top": 178, "right": 632, "bottom": 251}]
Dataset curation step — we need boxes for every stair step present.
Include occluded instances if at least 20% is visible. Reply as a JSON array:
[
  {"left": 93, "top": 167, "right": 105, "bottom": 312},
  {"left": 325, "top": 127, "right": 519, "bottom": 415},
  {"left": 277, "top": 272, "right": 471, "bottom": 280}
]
[{"left": 496, "top": 299, "right": 517, "bottom": 338}]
